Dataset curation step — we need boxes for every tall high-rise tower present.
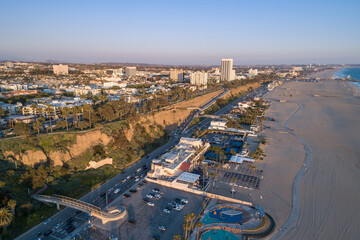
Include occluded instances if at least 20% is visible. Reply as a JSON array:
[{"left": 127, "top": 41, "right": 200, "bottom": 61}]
[{"left": 220, "top": 59, "right": 235, "bottom": 81}]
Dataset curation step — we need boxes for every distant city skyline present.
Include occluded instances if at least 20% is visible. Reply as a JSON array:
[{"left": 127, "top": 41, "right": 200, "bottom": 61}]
[{"left": 1, "top": 0, "right": 360, "bottom": 65}]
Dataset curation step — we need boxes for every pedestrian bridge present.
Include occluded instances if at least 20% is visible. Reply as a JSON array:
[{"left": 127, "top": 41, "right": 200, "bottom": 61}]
[{"left": 33, "top": 194, "right": 127, "bottom": 224}]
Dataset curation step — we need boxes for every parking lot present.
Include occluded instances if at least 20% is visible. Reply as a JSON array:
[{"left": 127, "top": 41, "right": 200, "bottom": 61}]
[
  {"left": 77, "top": 182, "right": 205, "bottom": 240},
  {"left": 223, "top": 171, "right": 261, "bottom": 190},
  {"left": 204, "top": 132, "right": 243, "bottom": 148},
  {"left": 118, "top": 182, "right": 204, "bottom": 240}
]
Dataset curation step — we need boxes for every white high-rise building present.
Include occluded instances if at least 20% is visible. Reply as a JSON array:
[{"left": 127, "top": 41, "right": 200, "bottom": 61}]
[
  {"left": 53, "top": 64, "right": 69, "bottom": 75},
  {"left": 125, "top": 67, "right": 136, "bottom": 77},
  {"left": 221, "top": 58, "right": 235, "bottom": 81},
  {"left": 190, "top": 71, "right": 208, "bottom": 89},
  {"left": 170, "top": 69, "right": 184, "bottom": 82}
]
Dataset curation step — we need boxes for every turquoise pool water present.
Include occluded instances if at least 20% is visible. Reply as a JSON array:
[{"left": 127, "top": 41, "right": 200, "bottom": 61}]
[
  {"left": 201, "top": 229, "right": 238, "bottom": 240},
  {"left": 202, "top": 208, "right": 247, "bottom": 224}
]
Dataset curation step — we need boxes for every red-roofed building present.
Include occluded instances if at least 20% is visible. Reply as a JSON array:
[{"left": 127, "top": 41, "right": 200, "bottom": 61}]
[
  {"left": 4, "top": 90, "right": 38, "bottom": 98},
  {"left": 179, "top": 162, "right": 191, "bottom": 172}
]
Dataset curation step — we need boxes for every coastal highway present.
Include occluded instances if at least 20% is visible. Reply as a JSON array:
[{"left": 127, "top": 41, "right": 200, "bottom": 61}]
[{"left": 17, "top": 85, "right": 267, "bottom": 240}]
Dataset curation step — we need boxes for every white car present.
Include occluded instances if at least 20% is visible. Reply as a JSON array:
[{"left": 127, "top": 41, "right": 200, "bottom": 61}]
[
  {"left": 146, "top": 194, "right": 153, "bottom": 198},
  {"left": 163, "top": 209, "right": 170, "bottom": 214},
  {"left": 114, "top": 188, "right": 121, "bottom": 194},
  {"left": 159, "top": 226, "right": 166, "bottom": 231},
  {"left": 181, "top": 199, "right": 188, "bottom": 204},
  {"left": 135, "top": 177, "right": 140, "bottom": 182},
  {"left": 147, "top": 202, "right": 154, "bottom": 207}
]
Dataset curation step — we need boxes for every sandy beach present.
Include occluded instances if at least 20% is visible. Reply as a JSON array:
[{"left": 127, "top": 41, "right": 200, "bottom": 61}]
[
  {"left": 305, "top": 67, "right": 339, "bottom": 79},
  {"left": 252, "top": 80, "right": 360, "bottom": 239}
]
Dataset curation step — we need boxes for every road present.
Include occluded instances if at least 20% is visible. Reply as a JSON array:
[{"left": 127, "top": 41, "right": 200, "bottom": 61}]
[{"left": 16, "top": 85, "right": 269, "bottom": 240}]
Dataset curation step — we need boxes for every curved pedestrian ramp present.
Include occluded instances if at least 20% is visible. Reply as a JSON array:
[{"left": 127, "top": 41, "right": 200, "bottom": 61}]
[{"left": 33, "top": 194, "right": 127, "bottom": 224}]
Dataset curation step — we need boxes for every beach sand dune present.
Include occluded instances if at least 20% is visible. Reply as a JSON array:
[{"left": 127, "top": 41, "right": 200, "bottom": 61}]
[{"left": 261, "top": 80, "right": 360, "bottom": 239}]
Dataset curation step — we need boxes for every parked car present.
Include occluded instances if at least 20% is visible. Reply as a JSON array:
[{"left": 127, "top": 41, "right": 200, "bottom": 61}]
[
  {"left": 114, "top": 188, "right": 121, "bottom": 194},
  {"left": 44, "top": 229, "right": 53, "bottom": 236},
  {"left": 147, "top": 202, "right": 154, "bottom": 207},
  {"left": 163, "top": 208, "right": 170, "bottom": 214},
  {"left": 158, "top": 226, "right": 166, "bottom": 231},
  {"left": 43, "top": 219, "right": 51, "bottom": 225}
]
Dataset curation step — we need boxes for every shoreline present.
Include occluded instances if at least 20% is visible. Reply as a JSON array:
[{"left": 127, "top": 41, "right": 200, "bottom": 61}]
[
  {"left": 259, "top": 80, "right": 360, "bottom": 239},
  {"left": 305, "top": 67, "right": 339, "bottom": 79}
]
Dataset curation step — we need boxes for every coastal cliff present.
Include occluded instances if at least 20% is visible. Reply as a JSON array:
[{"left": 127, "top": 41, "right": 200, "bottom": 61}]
[{"left": 1, "top": 130, "right": 112, "bottom": 167}]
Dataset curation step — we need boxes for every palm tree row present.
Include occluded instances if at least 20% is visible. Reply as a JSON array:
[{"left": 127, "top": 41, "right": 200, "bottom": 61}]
[{"left": 183, "top": 213, "right": 196, "bottom": 240}]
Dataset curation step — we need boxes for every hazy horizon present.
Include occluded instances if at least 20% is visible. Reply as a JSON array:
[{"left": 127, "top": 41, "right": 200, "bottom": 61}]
[{"left": 1, "top": 0, "right": 360, "bottom": 65}]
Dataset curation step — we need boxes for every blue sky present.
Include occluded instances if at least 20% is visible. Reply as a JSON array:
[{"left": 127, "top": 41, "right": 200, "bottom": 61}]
[{"left": 0, "top": 0, "right": 359, "bottom": 65}]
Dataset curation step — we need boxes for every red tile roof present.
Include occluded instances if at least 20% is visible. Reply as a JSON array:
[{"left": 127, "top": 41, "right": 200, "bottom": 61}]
[{"left": 179, "top": 162, "right": 191, "bottom": 171}]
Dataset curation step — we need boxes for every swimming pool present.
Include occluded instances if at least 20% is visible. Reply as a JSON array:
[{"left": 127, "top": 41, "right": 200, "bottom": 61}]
[
  {"left": 202, "top": 207, "right": 249, "bottom": 224},
  {"left": 201, "top": 229, "right": 238, "bottom": 240}
]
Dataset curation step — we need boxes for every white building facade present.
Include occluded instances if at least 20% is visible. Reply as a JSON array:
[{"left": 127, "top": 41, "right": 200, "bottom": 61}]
[
  {"left": 190, "top": 71, "right": 208, "bottom": 88},
  {"left": 170, "top": 69, "right": 184, "bottom": 82},
  {"left": 221, "top": 58, "right": 235, "bottom": 81},
  {"left": 125, "top": 67, "right": 136, "bottom": 78},
  {"left": 53, "top": 64, "right": 69, "bottom": 75}
]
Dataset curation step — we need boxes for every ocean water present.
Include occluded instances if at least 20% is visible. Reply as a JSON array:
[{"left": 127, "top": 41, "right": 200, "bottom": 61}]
[
  {"left": 333, "top": 68, "right": 360, "bottom": 90},
  {"left": 333, "top": 68, "right": 360, "bottom": 80}
]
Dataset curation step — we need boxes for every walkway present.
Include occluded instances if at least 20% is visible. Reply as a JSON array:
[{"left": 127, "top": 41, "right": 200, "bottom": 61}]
[{"left": 33, "top": 194, "right": 127, "bottom": 224}]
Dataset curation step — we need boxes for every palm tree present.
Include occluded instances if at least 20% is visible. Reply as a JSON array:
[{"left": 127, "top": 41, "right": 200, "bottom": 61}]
[
  {"left": 99, "top": 94, "right": 107, "bottom": 103},
  {"left": 202, "top": 165, "right": 208, "bottom": 190},
  {"left": 8, "top": 100, "right": 13, "bottom": 128},
  {"left": 61, "top": 107, "right": 71, "bottom": 130},
  {"left": 0, "top": 207, "right": 13, "bottom": 227},
  {"left": 72, "top": 106, "right": 81, "bottom": 128},
  {"left": 173, "top": 234, "right": 182, "bottom": 240},
  {"left": 45, "top": 105, "right": 53, "bottom": 132},
  {"left": 219, "top": 152, "right": 227, "bottom": 165},
  {"left": 83, "top": 104, "right": 93, "bottom": 128},
  {"left": 183, "top": 214, "right": 191, "bottom": 240},
  {"left": 7, "top": 199, "right": 16, "bottom": 214},
  {"left": 215, "top": 163, "right": 220, "bottom": 177},
  {"left": 0, "top": 108, "right": 4, "bottom": 130},
  {"left": 249, "top": 165, "right": 257, "bottom": 176},
  {"left": 195, "top": 222, "right": 203, "bottom": 240},
  {"left": 231, "top": 177, "right": 237, "bottom": 195},
  {"left": 211, "top": 172, "right": 217, "bottom": 191},
  {"left": 188, "top": 212, "right": 196, "bottom": 232}
]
